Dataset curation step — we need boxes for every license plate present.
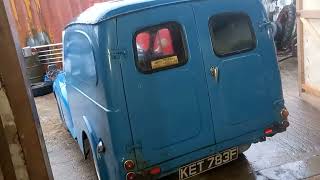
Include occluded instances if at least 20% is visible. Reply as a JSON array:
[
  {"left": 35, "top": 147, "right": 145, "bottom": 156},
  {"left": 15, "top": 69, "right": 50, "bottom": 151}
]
[{"left": 179, "top": 147, "right": 238, "bottom": 180}]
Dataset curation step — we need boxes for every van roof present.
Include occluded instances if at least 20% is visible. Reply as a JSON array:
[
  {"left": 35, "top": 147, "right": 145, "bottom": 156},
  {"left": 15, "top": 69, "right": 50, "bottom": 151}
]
[{"left": 67, "top": 0, "right": 193, "bottom": 27}]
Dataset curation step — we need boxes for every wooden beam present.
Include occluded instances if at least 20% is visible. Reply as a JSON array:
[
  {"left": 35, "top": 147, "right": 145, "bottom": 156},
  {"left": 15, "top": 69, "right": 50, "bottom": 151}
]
[
  {"left": 302, "top": 84, "right": 320, "bottom": 97},
  {"left": 297, "top": 10, "right": 320, "bottom": 19},
  {"left": 0, "top": 0, "right": 53, "bottom": 180},
  {"left": 0, "top": 115, "right": 17, "bottom": 180},
  {"left": 300, "top": 18, "right": 320, "bottom": 40},
  {"left": 0, "top": 168, "right": 4, "bottom": 180},
  {"left": 301, "top": 92, "right": 320, "bottom": 111},
  {"left": 297, "top": 0, "right": 305, "bottom": 96}
]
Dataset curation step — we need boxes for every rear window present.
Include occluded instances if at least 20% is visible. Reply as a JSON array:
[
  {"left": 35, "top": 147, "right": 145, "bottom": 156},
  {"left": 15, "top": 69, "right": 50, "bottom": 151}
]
[
  {"left": 209, "top": 13, "right": 256, "bottom": 57},
  {"left": 134, "top": 22, "right": 187, "bottom": 73}
]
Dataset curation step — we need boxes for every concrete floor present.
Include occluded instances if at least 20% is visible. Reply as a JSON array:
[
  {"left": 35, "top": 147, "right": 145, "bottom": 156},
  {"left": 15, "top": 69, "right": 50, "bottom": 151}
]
[
  {"left": 35, "top": 58, "right": 320, "bottom": 180},
  {"left": 35, "top": 96, "right": 97, "bottom": 180}
]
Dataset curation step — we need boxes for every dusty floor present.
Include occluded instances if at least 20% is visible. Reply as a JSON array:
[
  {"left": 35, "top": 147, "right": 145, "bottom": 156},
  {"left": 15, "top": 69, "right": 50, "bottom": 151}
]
[
  {"left": 35, "top": 58, "right": 320, "bottom": 180},
  {"left": 35, "top": 96, "right": 97, "bottom": 180}
]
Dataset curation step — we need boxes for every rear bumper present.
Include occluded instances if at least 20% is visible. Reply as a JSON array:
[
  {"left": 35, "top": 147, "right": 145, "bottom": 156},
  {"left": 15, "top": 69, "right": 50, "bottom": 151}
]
[
  {"left": 120, "top": 105, "right": 290, "bottom": 180},
  {"left": 265, "top": 119, "right": 289, "bottom": 138},
  {"left": 121, "top": 118, "right": 290, "bottom": 180},
  {"left": 119, "top": 120, "right": 290, "bottom": 180},
  {"left": 134, "top": 128, "right": 272, "bottom": 179}
]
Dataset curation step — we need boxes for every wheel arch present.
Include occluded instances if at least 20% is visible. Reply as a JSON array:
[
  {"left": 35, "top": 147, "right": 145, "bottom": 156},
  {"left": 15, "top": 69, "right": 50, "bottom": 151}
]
[{"left": 78, "top": 122, "right": 109, "bottom": 180}]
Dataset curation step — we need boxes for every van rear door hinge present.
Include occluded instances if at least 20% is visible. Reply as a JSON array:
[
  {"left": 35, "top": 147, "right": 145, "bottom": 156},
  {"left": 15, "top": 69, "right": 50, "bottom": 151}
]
[{"left": 108, "top": 49, "right": 127, "bottom": 60}]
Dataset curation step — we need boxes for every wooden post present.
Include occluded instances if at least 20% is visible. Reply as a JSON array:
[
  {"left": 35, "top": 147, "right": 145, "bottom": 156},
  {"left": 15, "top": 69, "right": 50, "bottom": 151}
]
[
  {"left": 0, "top": 0, "right": 53, "bottom": 179},
  {"left": 0, "top": 114, "right": 17, "bottom": 180},
  {"left": 0, "top": 168, "right": 4, "bottom": 180},
  {"left": 296, "top": 0, "right": 304, "bottom": 96}
]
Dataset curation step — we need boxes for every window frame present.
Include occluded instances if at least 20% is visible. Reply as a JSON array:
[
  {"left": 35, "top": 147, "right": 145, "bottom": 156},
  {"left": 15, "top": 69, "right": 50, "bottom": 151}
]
[
  {"left": 209, "top": 12, "right": 257, "bottom": 58},
  {"left": 132, "top": 21, "right": 189, "bottom": 74}
]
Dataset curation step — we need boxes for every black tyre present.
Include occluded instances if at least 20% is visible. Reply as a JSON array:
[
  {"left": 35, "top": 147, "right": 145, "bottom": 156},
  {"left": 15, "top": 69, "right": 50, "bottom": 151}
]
[
  {"left": 276, "top": 4, "right": 296, "bottom": 50},
  {"left": 31, "top": 81, "right": 53, "bottom": 97}
]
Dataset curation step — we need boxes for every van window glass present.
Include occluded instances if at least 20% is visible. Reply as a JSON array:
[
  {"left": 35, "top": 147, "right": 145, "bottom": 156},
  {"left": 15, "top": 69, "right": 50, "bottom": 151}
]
[
  {"left": 209, "top": 13, "right": 256, "bottom": 57},
  {"left": 64, "top": 33, "right": 97, "bottom": 87},
  {"left": 134, "top": 22, "right": 187, "bottom": 73}
]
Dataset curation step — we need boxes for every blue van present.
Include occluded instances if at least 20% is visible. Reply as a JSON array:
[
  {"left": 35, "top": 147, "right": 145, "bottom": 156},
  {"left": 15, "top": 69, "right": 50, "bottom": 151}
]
[{"left": 53, "top": 0, "right": 290, "bottom": 179}]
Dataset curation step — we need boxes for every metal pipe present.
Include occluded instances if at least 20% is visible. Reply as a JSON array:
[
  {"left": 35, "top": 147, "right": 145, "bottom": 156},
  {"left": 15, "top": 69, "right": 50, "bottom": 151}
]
[
  {"left": 41, "top": 61, "right": 63, "bottom": 65},
  {"left": 38, "top": 52, "right": 62, "bottom": 58},
  {"left": 38, "top": 57, "right": 62, "bottom": 62},
  {"left": 38, "top": 48, "right": 62, "bottom": 54},
  {"left": 31, "top": 43, "right": 62, "bottom": 49}
]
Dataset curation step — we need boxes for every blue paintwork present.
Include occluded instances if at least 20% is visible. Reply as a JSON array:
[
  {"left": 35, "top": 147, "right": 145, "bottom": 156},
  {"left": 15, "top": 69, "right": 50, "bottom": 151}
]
[
  {"left": 53, "top": 73, "right": 76, "bottom": 138},
  {"left": 53, "top": 0, "right": 287, "bottom": 179},
  {"left": 68, "top": 0, "right": 192, "bottom": 26}
]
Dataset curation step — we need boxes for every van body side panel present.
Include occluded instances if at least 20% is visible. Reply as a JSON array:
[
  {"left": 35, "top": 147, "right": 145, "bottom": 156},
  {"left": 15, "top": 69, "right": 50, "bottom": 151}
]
[
  {"left": 64, "top": 24, "right": 111, "bottom": 179},
  {"left": 97, "top": 20, "right": 137, "bottom": 179},
  {"left": 63, "top": 21, "right": 135, "bottom": 179},
  {"left": 53, "top": 73, "right": 76, "bottom": 138}
]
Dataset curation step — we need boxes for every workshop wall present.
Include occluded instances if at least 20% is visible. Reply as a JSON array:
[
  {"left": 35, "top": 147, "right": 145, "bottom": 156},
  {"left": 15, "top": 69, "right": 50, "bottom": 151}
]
[
  {"left": 302, "top": 1, "right": 320, "bottom": 91},
  {"left": 8, "top": 0, "right": 106, "bottom": 47},
  {"left": 297, "top": 0, "right": 320, "bottom": 98}
]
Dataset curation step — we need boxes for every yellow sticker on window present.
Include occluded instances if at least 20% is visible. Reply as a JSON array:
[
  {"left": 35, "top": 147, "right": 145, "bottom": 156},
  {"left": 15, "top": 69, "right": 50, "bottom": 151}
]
[{"left": 151, "top": 56, "right": 179, "bottom": 70}]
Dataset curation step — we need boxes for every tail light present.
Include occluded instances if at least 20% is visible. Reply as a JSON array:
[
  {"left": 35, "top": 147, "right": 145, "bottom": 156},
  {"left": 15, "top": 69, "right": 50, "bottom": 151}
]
[
  {"left": 124, "top": 160, "right": 135, "bottom": 171},
  {"left": 126, "top": 172, "right": 136, "bottom": 180},
  {"left": 281, "top": 108, "right": 289, "bottom": 120},
  {"left": 149, "top": 167, "right": 161, "bottom": 175},
  {"left": 264, "top": 128, "right": 273, "bottom": 135}
]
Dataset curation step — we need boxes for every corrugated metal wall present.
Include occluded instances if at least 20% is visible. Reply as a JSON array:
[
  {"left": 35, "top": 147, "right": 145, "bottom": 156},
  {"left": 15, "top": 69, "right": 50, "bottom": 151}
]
[{"left": 9, "top": 0, "right": 106, "bottom": 47}]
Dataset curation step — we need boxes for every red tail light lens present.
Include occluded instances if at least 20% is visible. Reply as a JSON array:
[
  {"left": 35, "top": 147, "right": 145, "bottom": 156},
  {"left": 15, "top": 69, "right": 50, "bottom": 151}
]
[
  {"left": 264, "top": 128, "right": 273, "bottom": 135},
  {"left": 126, "top": 172, "right": 136, "bottom": 180},
  {"left": 149, "top": 167, "right": 161, "bottom": 175},
  {"left": 124, "top": 160, "right": 135, "bottom": 171}
]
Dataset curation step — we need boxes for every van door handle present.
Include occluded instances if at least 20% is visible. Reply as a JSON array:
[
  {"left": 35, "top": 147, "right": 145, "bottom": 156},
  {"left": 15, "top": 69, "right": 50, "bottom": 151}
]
[{"left": 210, "top": 66, "right": 219, "bottom": 81}]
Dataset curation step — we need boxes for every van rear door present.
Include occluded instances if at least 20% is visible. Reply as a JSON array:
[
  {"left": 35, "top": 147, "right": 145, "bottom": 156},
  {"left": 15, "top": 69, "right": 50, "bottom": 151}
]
[
  {"left": 117, "top": 4, "right": 215, "bottom": 168},
  {"left": 193, "top": 0, "right": 282, "bottom": 143}
]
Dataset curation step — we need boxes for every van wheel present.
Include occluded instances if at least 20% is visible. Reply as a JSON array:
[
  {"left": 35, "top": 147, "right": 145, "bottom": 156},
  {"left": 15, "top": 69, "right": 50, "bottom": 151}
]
[
  {"left": 84, "top": 137, "right": 99, "bottom": 180},
  {"left": 239, "top": 144, "right": 251, "bottom": 154}
]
